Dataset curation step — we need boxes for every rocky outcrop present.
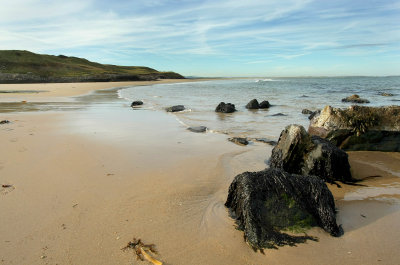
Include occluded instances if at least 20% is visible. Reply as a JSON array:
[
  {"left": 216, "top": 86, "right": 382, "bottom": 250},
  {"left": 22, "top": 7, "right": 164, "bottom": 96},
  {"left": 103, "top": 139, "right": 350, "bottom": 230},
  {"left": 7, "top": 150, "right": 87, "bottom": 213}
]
[
  {"left": 259, "top": 100, "right": 270, "bottom": 109},
  {"left": 269, "top": 124, "right": 352, "bottom": 183},
  {"left": 166, "top": 105, "right": 185, "bottom": 112},
  {"left": 187, "top": 126, "right": 207, "bottom": 133},
  {"left": 215, "top": 102, "right": 236, "bottom": 113},
  {"left": 341, "top": 94, "right": 370, "bottom": 104},
  {"left": 131, "top": 101, "right": 143, "bottom": 107},
  {"left": 308, "top": 105, "right": 400, "bottom": 151},
  {"left": 225, "top": 168, "right": 341, "bottom": 250}
]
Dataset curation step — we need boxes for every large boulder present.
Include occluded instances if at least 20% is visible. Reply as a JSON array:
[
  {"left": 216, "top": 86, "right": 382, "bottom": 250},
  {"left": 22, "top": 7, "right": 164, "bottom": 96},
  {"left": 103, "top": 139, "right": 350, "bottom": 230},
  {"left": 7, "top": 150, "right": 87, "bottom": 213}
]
[
  {"left": 215, "top": 102, "right": 236, "bottom": 113},
  {"left": 269, "top": 124, "right": 352, "bottom": 183},
  {"left": 225, "top": 168, "right": 341, "bottom": 251},
  {"left": 246, "top": 99, "right": 259, "bottom": 109},
  {"left": 341, "top": 94, "right": 370, "bottom": 104},
  {"left": 308, "top": 105, "right": 400, "bottom": 151}
]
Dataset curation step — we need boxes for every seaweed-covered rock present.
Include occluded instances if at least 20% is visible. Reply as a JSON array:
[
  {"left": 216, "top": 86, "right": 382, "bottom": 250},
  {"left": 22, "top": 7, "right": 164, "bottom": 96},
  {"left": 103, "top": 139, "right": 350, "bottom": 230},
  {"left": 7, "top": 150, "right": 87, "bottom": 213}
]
[
  {"left": 131, "top": 101, "right": 143, "bottom": 107},
  {"left": 259, "top": 100, "right": 270, "bottom": 109},
  {"left": 379, "top": 92, "right": 394, "bottom": 97},
  {"left": 225, "top": 168, "right": 341, "bottom": 250},
  {"left": 341, "top": 94, "right": 370, "bottom": 104},
  {"left": 166, "top": 105, "right": 185, "bottom": 112},
  {"left": 308, "top": 105, "right": 400, "bottom": 151},
  {"left": 246, "top": 99, "right": 259, "bottom": 109},
  {"left": 269, "top": 124, "right": 352, "bottom": 182},
  {"left": 0, "top": 120, "right": 10, "bottom": 124},
  {"left": 215, "top": 102, "right": 236, "bottom": 113}
]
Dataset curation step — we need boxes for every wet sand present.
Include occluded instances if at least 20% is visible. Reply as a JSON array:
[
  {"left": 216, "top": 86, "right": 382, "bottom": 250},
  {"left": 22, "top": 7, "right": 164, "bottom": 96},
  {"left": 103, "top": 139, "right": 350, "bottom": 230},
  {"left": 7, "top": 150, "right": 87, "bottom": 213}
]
[{"left": 1, "top": 83, "right": 400, "bottom": 264}]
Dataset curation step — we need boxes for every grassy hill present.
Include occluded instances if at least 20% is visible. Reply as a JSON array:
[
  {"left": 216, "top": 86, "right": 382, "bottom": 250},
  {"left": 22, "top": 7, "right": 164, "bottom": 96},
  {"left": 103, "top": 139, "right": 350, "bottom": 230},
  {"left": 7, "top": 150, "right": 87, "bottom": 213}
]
[{"left": 0, "top": 50, "right": 184, "bottom": 83}]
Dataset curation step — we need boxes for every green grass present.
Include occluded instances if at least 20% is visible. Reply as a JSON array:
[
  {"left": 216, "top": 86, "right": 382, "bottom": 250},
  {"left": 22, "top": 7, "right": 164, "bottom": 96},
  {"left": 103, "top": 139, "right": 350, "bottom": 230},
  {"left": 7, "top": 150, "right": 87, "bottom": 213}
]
[{"left": 0, "top": 50, "right": 183, "bottom": 79}]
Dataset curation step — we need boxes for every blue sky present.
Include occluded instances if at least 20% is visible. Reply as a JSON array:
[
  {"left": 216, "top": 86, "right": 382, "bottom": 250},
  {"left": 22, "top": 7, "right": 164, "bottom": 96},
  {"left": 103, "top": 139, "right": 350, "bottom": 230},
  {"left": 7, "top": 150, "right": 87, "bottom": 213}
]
[{"left": 0, "top": 0, "right": 399, "bottom": 77}]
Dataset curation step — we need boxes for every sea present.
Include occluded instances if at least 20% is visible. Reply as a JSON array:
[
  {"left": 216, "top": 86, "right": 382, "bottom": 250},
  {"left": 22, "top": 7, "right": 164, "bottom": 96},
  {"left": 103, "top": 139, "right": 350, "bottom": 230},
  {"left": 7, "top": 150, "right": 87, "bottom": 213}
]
[{"left": 118, "top": 76, "right": 400, "bottom": 141}]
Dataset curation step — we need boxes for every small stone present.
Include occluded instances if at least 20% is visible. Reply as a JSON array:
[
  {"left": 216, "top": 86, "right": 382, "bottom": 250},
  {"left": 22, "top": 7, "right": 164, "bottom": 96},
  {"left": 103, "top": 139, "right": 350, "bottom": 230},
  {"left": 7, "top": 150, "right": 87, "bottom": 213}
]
[
  {"left": 228, "top": 137, "right": 249, "bottom": 146},
  {"left": 40, "top": 255, "right": 47, "bottom": 259},
  {"left": 187, "top": 126, "right": 207, "bottom": 133},
  {"left": 131, "top": 101, "right": 143, "bottom": 107},
  {"left": 0, "top": 120, "right": 10, "bottom": 125},
  {"left": 166, "top": 105, "right": 185, "bottom": 112}
]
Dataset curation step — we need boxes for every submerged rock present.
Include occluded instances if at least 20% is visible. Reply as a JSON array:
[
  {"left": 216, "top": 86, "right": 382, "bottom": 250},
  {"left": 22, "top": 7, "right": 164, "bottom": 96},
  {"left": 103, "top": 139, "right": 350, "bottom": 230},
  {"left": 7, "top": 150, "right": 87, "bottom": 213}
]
[
  {"left": 259, "top": 100, "right": 270, "bottom": 109},
  {"left": 379, "top": 92, "right": 394, "bottom": 97},
  {"left": 131, "top": 101, "right": 143, "bottom": 107},
  {"left": 228, "top": 137, "right": 249, "bottom": 146},
  {"left": 269, "top": 124, "right": 352, "bottom": 183},
  {"left": 253, "top": 138, "right": 277, "bottom": 146},
  {"left": 271, "top": 113, "right": 287, "bottom": 117},
  {"left": 215, "top": 102, "right": 236, "bottom": 113},
  {"left": 308, "top": 105, "right": 400, "bottom": 151},
  {"left": 246, "top": 99, "right": 259, "bottom": 109},
  {"left": 341, "top": 94, "right": 370, "bottom": 104},
  {"left": 187, "top": 126, "right": 207, "bottom": 133},
  {"left": 225, "top": 168, "right": 341, "bottom": 250},
  {"left": 166, "top": 105, "right": 185, "bottom": 112}
]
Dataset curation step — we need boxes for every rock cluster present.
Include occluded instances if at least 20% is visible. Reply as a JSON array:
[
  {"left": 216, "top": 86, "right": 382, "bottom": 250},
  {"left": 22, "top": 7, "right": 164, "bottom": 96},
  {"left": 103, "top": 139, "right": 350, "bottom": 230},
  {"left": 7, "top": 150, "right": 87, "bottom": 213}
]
[
  {"left": 308, "top": 105, "right": 400, "bottom": 151},
  {"left": 245, "top": 99, "right": 270, "bottom": 109}
]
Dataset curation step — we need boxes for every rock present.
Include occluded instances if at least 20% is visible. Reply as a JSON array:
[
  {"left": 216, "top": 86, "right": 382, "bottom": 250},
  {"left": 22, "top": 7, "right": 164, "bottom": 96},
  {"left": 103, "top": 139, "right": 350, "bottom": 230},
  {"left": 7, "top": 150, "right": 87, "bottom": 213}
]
[
  {"left": 228, "top": 137, "right": 249, "bottom": 146},
  {"left": 271, "top": 113, "right": 287, "bottom": 116},
  {"left": 259, "top": 100, "right": 270, "bottom": 109},
  {"left": 0, "top": 120, "right": 10, "bottom": 124},
  {"left": 379, "top": 92, "right": 394, "bottom": 97},
  {"left": 302, "top": 109, "right": 313, "bottom": 115},
  {"left": 253, "top": 138, "right": 277, "bottom": 146},
  {"left": 131, "top": 101, "right": 143, "bottom": 107},
  {"left": 187, "top": 126, "right": 207, "bottom": 133},
  {"left": 225, "top": 168, "right": 341, "bottom": 250},
  {"left": 246, "top": 99, "right": 259, "bottom": 109},
  {"left": 308, "top": 105, "right": 400, "bottom": 151},
  {"left": 269, "top": 124, "right": 352, "bottom": 183},
  {"left": 341, "top": 94, "right": 370, "bottom": 103},
  {"left": 308, "top": 110, "right": 321, "bottom": 120},
  {"left": 215, "top": 102, "right": 236, "bottom": 113},
  {"left": 166, "top": 105, "right": 185, "bottom": 112}
]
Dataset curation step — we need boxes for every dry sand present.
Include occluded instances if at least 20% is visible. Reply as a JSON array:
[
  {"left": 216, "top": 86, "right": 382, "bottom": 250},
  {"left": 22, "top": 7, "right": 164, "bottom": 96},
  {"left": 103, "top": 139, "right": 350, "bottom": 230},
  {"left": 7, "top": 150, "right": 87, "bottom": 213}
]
[{"left": 1, "top": 82, "right": 400, "bottom": 265}]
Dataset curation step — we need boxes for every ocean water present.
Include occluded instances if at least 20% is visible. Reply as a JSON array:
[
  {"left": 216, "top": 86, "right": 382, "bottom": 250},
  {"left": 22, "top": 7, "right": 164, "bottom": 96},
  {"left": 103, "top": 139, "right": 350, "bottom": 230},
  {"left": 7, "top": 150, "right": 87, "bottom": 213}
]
[{"left": 119, "top": 77, "right": 400, "bottom": 140}]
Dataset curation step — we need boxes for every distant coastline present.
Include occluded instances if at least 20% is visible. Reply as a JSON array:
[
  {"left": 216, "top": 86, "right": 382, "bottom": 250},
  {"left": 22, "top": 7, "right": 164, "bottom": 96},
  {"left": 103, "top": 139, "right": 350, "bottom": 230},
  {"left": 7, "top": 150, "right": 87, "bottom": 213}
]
[{"left": 0, "top": 50, "right": 184, "bottom": 84}]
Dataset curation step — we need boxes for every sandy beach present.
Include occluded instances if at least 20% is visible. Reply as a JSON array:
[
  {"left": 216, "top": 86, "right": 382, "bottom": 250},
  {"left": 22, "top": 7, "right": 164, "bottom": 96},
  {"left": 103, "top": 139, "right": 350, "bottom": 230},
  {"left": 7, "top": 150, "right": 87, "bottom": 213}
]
[{"left": 1, "top": 81, "right": 400, "bottom": 265}]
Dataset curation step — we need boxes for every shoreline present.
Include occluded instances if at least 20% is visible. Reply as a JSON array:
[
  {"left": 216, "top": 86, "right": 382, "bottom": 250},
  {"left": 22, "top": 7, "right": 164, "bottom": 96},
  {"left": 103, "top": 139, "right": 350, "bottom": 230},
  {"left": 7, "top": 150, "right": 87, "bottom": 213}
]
[
  {"left": 1, "top": 81, "right": 400, "bottom": 264},
  {"left": 0, "top": 78, "right": 219, "bottom": 102}
]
